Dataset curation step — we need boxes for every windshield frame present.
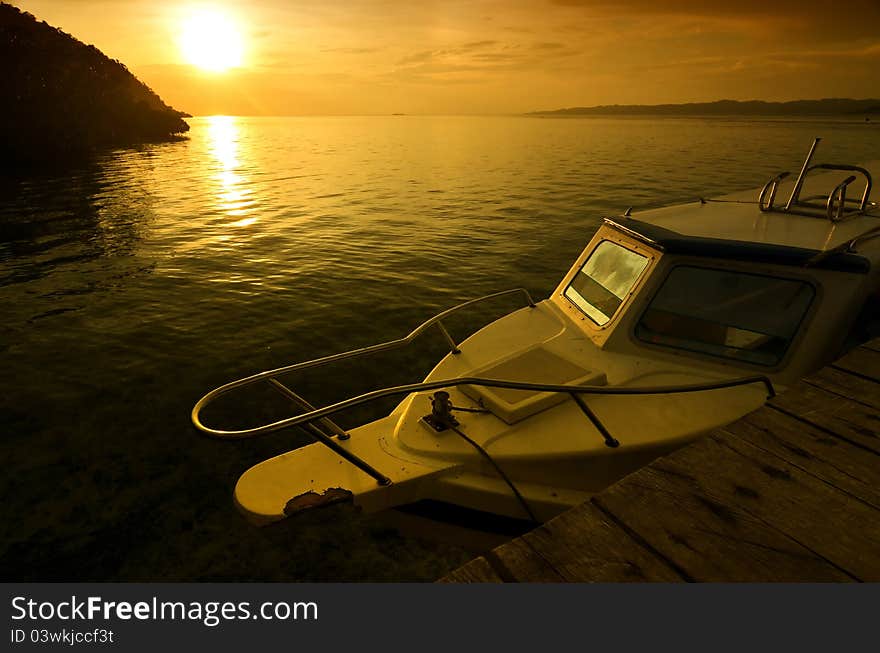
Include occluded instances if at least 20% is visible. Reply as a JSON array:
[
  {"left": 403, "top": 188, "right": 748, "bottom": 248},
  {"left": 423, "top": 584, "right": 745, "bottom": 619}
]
[
  {"left": 555, "top": 230, "right": 660, "bottom": 338},
  {"left": 564, "top": 239, "right": 650, "bottom": 326}
]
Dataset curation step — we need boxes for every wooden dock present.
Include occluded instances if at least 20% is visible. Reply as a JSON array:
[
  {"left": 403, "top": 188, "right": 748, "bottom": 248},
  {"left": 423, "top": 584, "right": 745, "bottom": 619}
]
[{"left": 441, "top": 338, "right": 880, "bottom": 582}]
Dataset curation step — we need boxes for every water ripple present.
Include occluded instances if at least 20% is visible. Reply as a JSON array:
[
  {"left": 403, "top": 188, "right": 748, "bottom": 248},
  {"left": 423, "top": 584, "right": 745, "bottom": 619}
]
[{"left": 1, "top": 115, "right": 878, "bottom": 581}]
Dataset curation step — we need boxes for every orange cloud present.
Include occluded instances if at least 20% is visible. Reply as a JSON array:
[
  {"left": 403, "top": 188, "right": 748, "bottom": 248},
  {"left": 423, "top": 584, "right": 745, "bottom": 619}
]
[{"left": 15, "top": 0, "right": 880, "bottom": 115}]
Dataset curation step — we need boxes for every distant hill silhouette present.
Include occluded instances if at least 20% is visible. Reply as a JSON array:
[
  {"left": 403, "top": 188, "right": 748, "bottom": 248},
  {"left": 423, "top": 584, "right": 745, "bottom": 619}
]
[
  {"left": 1, "top": 2, "right": 189, "bottom": 166},
  {"left": 531, "top": 99, "right": 880, "bottom": 117}
]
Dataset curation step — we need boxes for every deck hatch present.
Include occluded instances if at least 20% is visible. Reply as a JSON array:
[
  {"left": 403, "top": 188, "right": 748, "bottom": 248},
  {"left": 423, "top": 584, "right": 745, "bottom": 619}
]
[{"left": 461, "top": 346, "right": 607, "bottom": 424}]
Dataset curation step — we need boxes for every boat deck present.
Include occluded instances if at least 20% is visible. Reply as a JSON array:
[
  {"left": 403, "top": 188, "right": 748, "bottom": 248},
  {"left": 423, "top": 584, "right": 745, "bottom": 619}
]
[{"left": 441, "top": 337, "right": 880, "bottom": 582}]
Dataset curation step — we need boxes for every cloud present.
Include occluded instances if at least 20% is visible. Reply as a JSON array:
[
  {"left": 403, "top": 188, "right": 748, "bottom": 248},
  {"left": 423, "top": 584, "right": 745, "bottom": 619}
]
[
  {"left": 549, "top": 0, "right": 880, "bottom": 40},
  {"left": 322, "top": 46, "right": 382, "bottom": 54},
  {"left": 388, "top": 36, "right": 584, "bottom": 87},
  {"left": 27, "top": 0, "right": 880, "bottom": 114},
  {"left": 551, "top": 0, "right": 876, "bottom": 16},
  {"left": 533, "top": 41, "right": 565, "bottom": 49},
  {"left": 397, "top": 50, "right": 435, "bottom": 65},
  {"left": 633, "top": 41, "right": 880, "bottom": 74},
  {"left": 461, "top": 40, "right": 497, "bottom": 49}
]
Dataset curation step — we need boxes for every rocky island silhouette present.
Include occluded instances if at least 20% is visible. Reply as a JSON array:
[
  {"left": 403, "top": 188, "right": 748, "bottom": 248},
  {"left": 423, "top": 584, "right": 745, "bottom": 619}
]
[{"left": 1, "top": 2, "right": 189, "bottom": 167}]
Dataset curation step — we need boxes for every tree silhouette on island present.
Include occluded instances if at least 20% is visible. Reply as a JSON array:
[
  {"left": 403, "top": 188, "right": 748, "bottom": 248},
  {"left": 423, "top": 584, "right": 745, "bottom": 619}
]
[{"left": 1, "top": 2, "right": 190, "bottom": 167}]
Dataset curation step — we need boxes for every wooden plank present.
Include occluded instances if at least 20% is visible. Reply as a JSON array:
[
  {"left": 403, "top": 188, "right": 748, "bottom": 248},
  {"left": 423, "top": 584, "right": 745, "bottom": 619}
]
[
  {"left": 489, "top": 537, "right": 566, "bottom": 582},
  {"left": 594, "top": 436, "right": 855, "bottom": 581},
  {"left": 833, "top": 346, "right": 880, "bottom": 383},
  {"left": 615, "top": 430, "right": 880, "bottom": 580},
  {"left": 713, "top": 433, "right": 880, "bottom": 580},
  {"left": 860, "top": 338, "right": 880, "bottom": 353},
  {"left": 519, "top": 500, "right": 683, "bottom": 582},
  {"left": 803, "top": 366, "right": 880, "bottom": 410},
  {"left": 723, "top": 409, "right": 880, "bottom": 510},
  {"left": 769, "top": 381, "right": 880, "bottom": 455},
  {"left": 439, "top": 556, "right": 503, "bottom": 583}
]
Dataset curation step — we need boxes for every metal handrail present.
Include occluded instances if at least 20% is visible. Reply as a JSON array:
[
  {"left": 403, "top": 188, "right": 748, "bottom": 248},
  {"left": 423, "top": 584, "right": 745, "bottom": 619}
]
[
  {"left": 806, "top": 164, "right": 872, "bottom": 214},
  {"left": 758, "top": 171, "right": 790, "bottom": 212},
  {"left": 192, "top": 288, "right": 774, "bottom": 492},
  {"left": 827, "top": 175, "right": 857, "bottom": 221},
  {"left": 763, "top": 137, "right": 874, "bottom": 220},
  {"left": 785, "top": 137, "right": 822, "bottom": 211},
  {"left": 194, "top": 373, "right": 775, "bottom": 440},
  {"left": 191, "top": 287, "right": 537, "bottom": 432}
]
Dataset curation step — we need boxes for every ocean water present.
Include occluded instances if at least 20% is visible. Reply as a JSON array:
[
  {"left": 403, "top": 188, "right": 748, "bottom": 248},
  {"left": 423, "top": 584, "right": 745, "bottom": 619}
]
[{"left": 1, "top": 115, "right": 878, "bottom": 580}]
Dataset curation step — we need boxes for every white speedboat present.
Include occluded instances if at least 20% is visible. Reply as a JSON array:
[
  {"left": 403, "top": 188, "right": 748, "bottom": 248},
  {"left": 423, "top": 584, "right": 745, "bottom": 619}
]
[{"left": 193, "top": 138, "right": 880, "bottom": 526}]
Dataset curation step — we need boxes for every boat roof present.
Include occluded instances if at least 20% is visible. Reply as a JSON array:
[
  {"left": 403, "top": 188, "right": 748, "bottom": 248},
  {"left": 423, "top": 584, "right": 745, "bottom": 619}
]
[{"left": 614, "top": 160, "right": 880, "bottom": 273}]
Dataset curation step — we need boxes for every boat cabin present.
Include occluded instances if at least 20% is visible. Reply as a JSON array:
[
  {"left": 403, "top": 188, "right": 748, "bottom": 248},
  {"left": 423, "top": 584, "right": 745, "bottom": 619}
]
[{"left": 551, "top": 163, "right": 880, "bottom": 388}]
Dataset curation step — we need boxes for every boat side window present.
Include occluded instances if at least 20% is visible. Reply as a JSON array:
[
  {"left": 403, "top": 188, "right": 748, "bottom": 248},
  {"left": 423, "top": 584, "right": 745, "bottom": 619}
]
[
  {"left": 635, "top": 266, "right": 814, "bottom": 366},
  {"left": 563, "top": 240, "right": 649, "bottom": 326}
]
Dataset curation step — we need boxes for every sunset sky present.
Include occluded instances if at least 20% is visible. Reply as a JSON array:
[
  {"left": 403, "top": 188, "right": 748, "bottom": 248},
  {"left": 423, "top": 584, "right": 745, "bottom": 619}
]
[{"left": 15, "top": 0, "right": 880, "bottom": 116}]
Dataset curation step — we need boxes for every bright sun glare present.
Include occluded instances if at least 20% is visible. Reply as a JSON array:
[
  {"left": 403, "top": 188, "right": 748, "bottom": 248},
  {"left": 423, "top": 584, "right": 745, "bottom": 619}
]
[{"left": 180, "top": 9, "right": 243, "bottom": 72}]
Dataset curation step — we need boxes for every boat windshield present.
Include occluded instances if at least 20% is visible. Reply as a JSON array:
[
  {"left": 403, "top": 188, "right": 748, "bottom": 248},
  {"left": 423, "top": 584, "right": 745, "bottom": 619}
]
[
  {"left": 635, "top": 266, "right": 814, "bottom": 366},
  {"left": 563, "top": 240, "right": 649, "bottom": 325}
]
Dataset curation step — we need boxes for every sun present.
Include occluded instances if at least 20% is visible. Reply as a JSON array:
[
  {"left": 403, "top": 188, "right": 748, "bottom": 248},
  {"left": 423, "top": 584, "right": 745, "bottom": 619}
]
[{"left": 179, "top": 9, "right": 243, "bottom": 72}]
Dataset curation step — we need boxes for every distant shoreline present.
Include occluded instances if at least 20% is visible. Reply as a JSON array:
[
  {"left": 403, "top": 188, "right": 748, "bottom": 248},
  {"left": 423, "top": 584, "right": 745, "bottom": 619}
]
[
  {"left": 525, "top": 114, "right": 875, "bottom": 122},
  {"left": 181, "top": 113, "right": 875, "bottom": 120},
  {"left": 529, "top": 99, "right": 880, "bottom": 118}
]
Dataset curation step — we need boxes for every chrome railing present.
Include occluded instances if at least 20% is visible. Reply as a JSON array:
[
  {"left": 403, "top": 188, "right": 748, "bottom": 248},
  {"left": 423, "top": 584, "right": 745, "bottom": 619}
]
[
  {"left": 758, "top": 172, "right": 791, "bottom": 212},
  {"left": 759, "top": 137, "right": 874, "bottom": 220},
  {"left": 194, "top": 372, "right": 774, "bottom": 487},
  {"left": 194, "top": 373, "right": 775, "bottom": 440},
  {"left": 192, "top": 287, "right": 536, "bottom": 435},
  {"left": 192, "top": 289, "right": 774, "bottom": 488},
  {"left": 784, "top": 136, "right": 823, "bottom": 211}
]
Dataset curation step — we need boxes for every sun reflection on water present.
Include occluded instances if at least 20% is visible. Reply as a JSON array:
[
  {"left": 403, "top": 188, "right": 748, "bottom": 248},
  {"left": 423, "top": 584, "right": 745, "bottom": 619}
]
[{"left": 206, "top": 115, "right": 256, "bottom": 222}]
